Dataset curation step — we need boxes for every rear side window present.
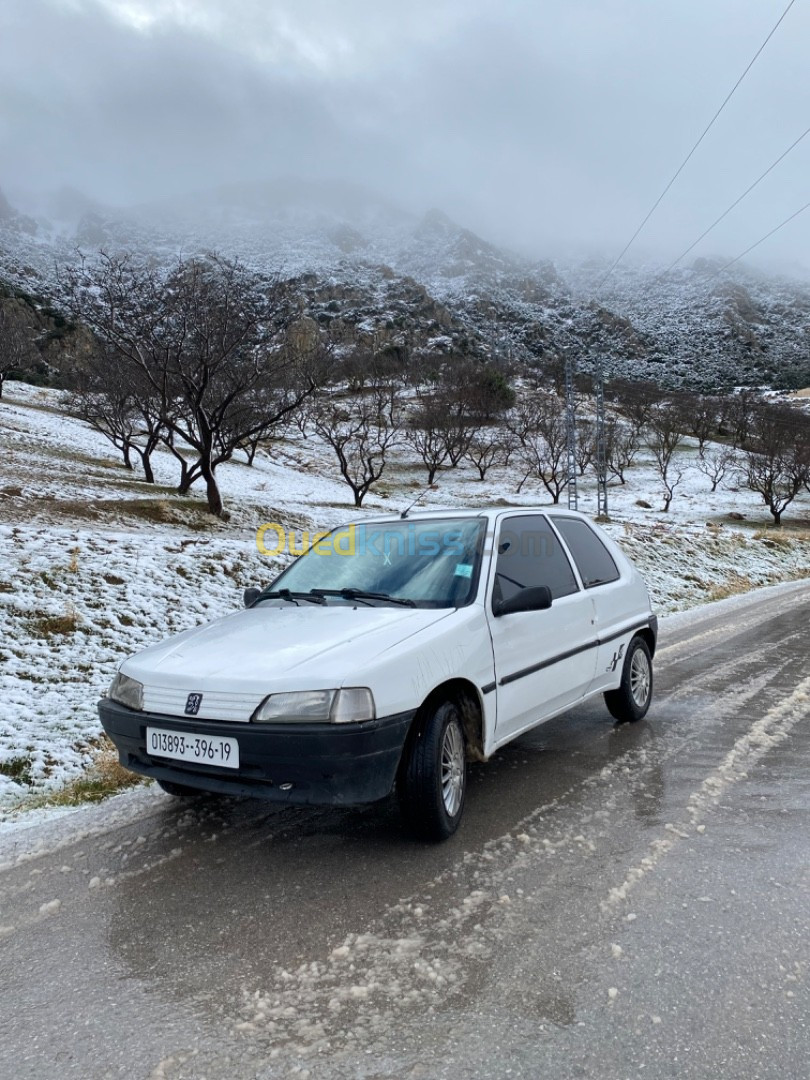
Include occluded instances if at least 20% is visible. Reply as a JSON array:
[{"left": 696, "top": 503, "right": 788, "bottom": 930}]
[
  {"left": 551, "top": 517, "right": 620, "bottom": 588},
  {"left": 493, "top": 515, "right": 579, "bottom": 606}
]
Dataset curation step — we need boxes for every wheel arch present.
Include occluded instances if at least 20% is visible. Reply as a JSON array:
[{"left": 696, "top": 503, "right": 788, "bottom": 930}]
[
  {"left": 401, "top": 678, "right": 487, "bottom": 769},
  {"left": 636, "top": 625, "right": 657, "bottom": 659}
]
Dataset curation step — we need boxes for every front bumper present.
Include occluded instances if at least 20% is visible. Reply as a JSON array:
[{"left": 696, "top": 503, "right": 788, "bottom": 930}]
[{"left": 99, "top": 698, "right": 415, "bottom": 805}]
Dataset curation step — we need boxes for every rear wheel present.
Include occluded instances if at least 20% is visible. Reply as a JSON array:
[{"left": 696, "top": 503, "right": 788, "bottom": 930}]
[
  {"left": 604, "top": 636, "right": 653, "bottom": 723},
  {"left": 156, "top": 777, "right": 204, "bottom": 797},
  {"left": 399, "top": 699, "right": 467, "bottom": 841}
]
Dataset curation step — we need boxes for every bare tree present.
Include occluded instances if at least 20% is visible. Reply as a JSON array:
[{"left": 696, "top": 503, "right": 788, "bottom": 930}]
[
  {"left": 514, "top": 392, "right": 569, "bottom": 503},
  {"left": 603, "top": 417, "right": 640, "bottom": 484},
  {"left": 0, "top": 303, "right": 38, "bottom": 399},
  {"left": 723, "top": 390, "right": 758, "bottom": 449},
  {"left": 345, "top": 342, "right": 412, "bottom": 390},
  {"left": 405, "top": 361, "right": 513, "bottom": 477},
  {"left": 647, "top": 404, "right": 688, "bottom": 512},
  {"left": 610, "top": 378, "right": 663, "bottom": 442},
  {"left": 506, "top": 396, "right": 541, "bottom": 494},
  {"left": 533, "top": 354, "right": 566, "bottom": 397},
  {"left": 674, "top": 392, "right": 718, "bottom": 457},
  {"left": 504, "top": 398, "right": 535, "bottom": 449},
  {"left": 499, "top": 427, "right": 520, "bottom": 468},
  {"left": 290, "top": 404, "right": 311, "bottom": 439},
  {"left": 65, "top": 254, "right": 327, "bottom": 516},
  {"left": 312, "top": 382, "right": 403, "bottom": 507},
  {"left": 695, "top": 446, "right": 737, "bottom": 493},
  {"left": 66, "top": 373, "right": 138, "bottom": 471},
  {"left": 406, "top": 392, "right": 477, "bottom": 474},
  {"left": 739, "top": 403, "right": 810, "bottom": 525},
  {"left": 162, "top": 428, "right": 196, "bottom": 494},
  {"left": 404, "top": 402, "right": 452, "bottom": 484},
  {"left": 235, "top": 433, "right": 263, "bottom": 467},
  {"left": 129, "top": 384, "right": 166, "bottom": 484},
  {"left": 441, "top": 408, "right": 476, "bottom": 467},
  {"left": 67, "top": 346, "right": 166, "bottom": 481},
  {"left": 464, "top": 427, "right": 508, "bottom": 480},
  {"left": 574, "top": 417, "right": 596, "bottom": 476}
]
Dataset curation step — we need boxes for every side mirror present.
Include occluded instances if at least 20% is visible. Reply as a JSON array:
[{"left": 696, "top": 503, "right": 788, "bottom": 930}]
[
  {"left": 493, "top": 585, "right": 553, "bottom": 617},
  {"left": 244, "top": 587, "right": 262, "bottom": 608}
]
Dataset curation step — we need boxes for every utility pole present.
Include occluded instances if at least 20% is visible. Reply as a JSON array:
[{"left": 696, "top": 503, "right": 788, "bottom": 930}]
[
  {"left": 595, "top": 360, "right": 609, "bottom": 518},
  {"left": 564, "top": 352, "right": 578, "bottom": 511}
]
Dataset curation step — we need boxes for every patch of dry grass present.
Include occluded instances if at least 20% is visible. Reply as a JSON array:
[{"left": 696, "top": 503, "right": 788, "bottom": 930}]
[
  {"left": 92, "top": 476, "right": 178, "bottom": 495},
  {"left": 0, "top": 755, "right": 34, "bottom": 785},
  {"left": 27, "top": 741, "right": 146, "bottom": 809},
  {"left": 3, "top": 394, "right": 67, "bottom": 418},
  {"left": 753, "top": 529, "right": 793, "bottom": 548},
  {"left": 754, "top": 524, "right": 810, "bottom": 545},
  {"left": 706, "top": 573, "right": 756, "bottom": 602},
  {"left": 38, "top": 445, "right": 124, "bottom": 472},
  {"left": 11, "top": 494, "right": 217, "bottom": 530},
  {"left": 29, "top": 606, "right": 80, "bottom": 637},
  {"left": 765, "top": 566, "right": 810, "bottom": 585}
]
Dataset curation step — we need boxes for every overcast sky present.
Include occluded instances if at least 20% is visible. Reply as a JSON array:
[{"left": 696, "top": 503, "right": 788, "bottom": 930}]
[{"left": 1, "top": 0, "right": 809, "bottom": 269}]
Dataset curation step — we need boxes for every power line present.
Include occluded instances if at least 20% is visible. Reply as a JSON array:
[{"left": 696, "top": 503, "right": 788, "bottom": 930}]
[
  {"left": 709, "top": 196, "right": 810, "bottom": 277},
  {"left": 596, "top": 0, "right": 799, "bottom": 292},
  {"left": 661, "top": 123, "right": 810, "bottom": 275}
]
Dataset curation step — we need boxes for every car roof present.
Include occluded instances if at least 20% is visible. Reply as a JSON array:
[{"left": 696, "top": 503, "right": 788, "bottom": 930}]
[{"left": 356, "top": 506, "right": 598, "bottom": 527}]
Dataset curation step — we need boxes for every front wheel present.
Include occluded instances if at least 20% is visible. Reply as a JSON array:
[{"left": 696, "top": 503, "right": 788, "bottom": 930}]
[
  {"left": 399, "top": 700, "right": 467, "bottom": 841},
  {"left": 604, "top": 636, "right": 653, "bottom": 723}
]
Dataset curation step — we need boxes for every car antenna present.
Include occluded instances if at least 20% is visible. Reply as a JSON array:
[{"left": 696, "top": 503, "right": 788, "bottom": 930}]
[{"left": 400, "top": 482, "right": 436, "bottom": 519}]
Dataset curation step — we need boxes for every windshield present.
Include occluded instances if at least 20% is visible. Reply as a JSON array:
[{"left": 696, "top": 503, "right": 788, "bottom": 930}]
[{"left": 267, "top": 517, "right": 486, "bottom": 608}]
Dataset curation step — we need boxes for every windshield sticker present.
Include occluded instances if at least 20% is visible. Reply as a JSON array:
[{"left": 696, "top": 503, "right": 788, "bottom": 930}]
[{"left": 454, "top": 563, "right": 473, "bottom": 578}]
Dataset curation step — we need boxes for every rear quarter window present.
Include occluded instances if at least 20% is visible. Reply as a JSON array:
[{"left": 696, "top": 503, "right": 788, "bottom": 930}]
[{"left": 551, "top": 517, "right": 620, "bottom": 588}]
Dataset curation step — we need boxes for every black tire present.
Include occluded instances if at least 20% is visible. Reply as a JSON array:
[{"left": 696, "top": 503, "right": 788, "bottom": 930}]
[
  {"left": 604, "top": 636, "right": 653, "bottom": 723},
  {"left": 156, "top": 777, "right": 204, "bottom": 797},
  {"left": 399, "top": 699, "right": 467, "bottom": 841}
]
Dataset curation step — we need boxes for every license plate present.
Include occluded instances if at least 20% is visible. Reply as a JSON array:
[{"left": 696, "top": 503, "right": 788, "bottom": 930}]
[{"left": 146, "top": 726, "right": 239, "bottom": 769}]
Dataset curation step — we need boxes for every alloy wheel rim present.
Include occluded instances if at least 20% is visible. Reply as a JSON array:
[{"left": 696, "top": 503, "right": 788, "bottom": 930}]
[
  {"left": 441, "top": 719, "right": 465, "bottom": 817},
  {"left": 630, "top": 649, "right": 651, "bottom": 707}
]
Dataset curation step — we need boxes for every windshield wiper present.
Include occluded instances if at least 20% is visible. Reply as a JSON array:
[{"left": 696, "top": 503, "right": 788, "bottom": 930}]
[
  {"left": 311, "top": 588, "right": 416, "bottom": 608},
  {"left": 257, "top": 589, "right": 326, "bottom": 606}
]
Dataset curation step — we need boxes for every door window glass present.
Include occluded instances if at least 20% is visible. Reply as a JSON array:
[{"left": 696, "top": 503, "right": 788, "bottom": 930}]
[{"left": 493, "top": 515, "right": 579, "bottom": 608}]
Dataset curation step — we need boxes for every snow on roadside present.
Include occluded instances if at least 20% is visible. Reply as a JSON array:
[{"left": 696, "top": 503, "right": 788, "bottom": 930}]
[
  {"left": 605, "top": 518, "right": 810, "bottom": 613},
  {"left": 0, "top": 523, "right": 270, "bottom": 807}
]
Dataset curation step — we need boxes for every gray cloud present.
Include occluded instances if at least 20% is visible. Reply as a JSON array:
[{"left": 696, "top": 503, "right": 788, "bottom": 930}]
[{"left": 1, "top": 0, "right": 809, "bottom": 269}]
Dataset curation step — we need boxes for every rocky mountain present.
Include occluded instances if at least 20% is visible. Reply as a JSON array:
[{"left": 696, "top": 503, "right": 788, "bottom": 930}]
[{"left": 1, "top": 180, "right": 808, "bottom": 391}]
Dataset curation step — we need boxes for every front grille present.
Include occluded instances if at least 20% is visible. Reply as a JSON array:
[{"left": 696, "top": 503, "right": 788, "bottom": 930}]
[{"left": 141, "top": 686, "right": 262, "bottom": 722}]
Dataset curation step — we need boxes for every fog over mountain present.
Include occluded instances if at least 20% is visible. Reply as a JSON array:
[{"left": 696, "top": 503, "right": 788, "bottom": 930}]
[
  {"left": 2, "top": 169, "right": 809, "bottom": 395},
  {"left": 2, "top": 0, "right": 810, "bottom": 272}
]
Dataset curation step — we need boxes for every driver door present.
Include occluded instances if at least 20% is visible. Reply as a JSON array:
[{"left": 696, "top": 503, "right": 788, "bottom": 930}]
[{"left": 488, "top": 514, "right": 597, "bottom": 743}]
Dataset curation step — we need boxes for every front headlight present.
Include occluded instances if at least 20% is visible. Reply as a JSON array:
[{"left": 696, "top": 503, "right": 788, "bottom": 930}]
[
  {"left": 108, "top": 672, "right": 144, "bottom": 711},
  {"left": 251, "top": 687, "right": 375, "bottom": 724}
]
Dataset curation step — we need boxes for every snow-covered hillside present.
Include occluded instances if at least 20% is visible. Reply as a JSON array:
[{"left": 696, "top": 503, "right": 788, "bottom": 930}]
[
  {"left": 2, "top": 180, "right": 810, "bottom": 391},
  {"left": 1, "top": 380, "right": 809, "bottom": 815}
]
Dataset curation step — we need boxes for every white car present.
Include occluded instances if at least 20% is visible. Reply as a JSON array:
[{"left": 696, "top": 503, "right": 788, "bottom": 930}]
[{"left": 100, "top": 508, "right": 657, "bottom": 840}]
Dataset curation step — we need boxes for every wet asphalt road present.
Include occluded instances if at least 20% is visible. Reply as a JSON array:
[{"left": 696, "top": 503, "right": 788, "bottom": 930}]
[{"left": 0, "top": 581, "right": 808, "bottom": 1080}]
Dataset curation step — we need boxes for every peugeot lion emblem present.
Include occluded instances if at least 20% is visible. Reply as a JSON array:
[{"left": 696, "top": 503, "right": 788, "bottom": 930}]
[{"left": 185, "top": 693, "right": 203, "bottom": 716}]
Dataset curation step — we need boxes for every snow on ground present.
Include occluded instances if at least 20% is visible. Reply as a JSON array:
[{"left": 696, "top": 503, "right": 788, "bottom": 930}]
[{"left": 1, "top": 380, "right": 809, "bottom": 814}]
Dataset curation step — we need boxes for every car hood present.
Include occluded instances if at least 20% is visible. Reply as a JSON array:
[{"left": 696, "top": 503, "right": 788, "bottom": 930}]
[{"left": 123, "top": 604, "right": 454, "bottom": 693}]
